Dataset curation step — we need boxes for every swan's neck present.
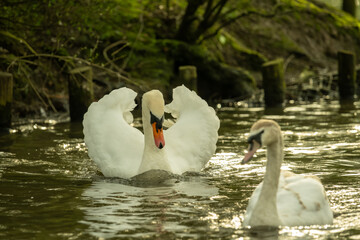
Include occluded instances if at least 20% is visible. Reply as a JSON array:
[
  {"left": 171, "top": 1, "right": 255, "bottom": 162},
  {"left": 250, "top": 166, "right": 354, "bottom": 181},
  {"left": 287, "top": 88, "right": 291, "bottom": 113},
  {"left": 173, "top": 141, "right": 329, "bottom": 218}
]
[
  {"left": 138, "top": 109, "right": 170, "bottom": 174},
  {"left": 249, "top": 136, "right": 283, "bottom": 226}
]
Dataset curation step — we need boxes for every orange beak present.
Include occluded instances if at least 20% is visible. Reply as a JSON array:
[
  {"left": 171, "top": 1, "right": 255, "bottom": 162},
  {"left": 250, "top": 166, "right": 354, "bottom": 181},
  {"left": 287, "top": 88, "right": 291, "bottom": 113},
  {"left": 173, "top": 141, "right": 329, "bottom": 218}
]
[{"left": 152, "top": 122, "right": 165, "bottom": 149}]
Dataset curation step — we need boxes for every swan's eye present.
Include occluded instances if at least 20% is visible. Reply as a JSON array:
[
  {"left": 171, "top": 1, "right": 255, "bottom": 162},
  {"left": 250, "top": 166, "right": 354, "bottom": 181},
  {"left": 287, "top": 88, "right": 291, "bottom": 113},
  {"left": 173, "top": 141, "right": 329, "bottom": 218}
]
[
  {"left": 150, "top": 111, "right": 163, "bottom": 131},
  {"left": 247, "top": 129, "right": 264, "bottom": 146}
]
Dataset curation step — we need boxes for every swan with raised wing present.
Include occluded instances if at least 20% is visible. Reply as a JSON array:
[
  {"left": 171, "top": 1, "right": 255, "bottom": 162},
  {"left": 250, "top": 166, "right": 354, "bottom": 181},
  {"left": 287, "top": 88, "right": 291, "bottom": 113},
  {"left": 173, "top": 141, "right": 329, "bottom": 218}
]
[
  {"left": 241, "top": 119, "right": 333, "bottom": 227},
  {"left": 83, "top": 85, "right": 220, "bottom": 178}
]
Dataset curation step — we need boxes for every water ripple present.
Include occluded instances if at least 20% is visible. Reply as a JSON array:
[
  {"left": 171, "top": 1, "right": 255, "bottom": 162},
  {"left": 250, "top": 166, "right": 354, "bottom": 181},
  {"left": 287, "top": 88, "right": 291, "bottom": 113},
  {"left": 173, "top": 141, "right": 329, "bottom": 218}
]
[{"left": 0, "top": 102, "right": 359, "bottom": 239}]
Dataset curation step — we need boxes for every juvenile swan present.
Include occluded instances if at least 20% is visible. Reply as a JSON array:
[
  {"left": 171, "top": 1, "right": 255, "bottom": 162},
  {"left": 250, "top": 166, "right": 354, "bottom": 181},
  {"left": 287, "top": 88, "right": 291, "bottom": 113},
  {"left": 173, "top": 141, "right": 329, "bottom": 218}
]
[
  {"left": 83, "top": 85, "right": 220, "bottom": 178},
  {"left": 242, "top": 119, "right": 333, "bottom": 227}
]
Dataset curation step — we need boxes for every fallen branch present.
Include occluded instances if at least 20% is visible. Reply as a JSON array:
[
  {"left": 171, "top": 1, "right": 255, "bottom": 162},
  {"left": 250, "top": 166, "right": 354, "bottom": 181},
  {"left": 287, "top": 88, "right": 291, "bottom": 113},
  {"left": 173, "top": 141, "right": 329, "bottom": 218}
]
[
  {"left": 103, "top": 40, "right": 129, "bottom": 73},
  {"left": 18, "top": 63, "right": 50, "bottom": 110},
  {"left": 0, "top": 31, "right": 37, "bottom": 55}
]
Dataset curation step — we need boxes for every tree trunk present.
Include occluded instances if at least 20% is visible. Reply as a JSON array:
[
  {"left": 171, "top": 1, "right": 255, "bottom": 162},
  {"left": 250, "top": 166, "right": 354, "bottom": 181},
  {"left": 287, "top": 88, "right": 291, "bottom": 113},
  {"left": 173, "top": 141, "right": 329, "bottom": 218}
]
[
  {"left": 176, "top": 0, "right": 205, "bottom": 43},
  {"left": 175, "top": 0, "right": 228, "bottom": 44}
]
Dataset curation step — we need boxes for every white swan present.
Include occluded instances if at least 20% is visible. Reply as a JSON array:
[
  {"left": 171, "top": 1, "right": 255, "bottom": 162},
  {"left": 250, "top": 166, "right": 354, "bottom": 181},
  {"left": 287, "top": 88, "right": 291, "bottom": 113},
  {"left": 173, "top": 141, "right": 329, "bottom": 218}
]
[
  {"left": 83, "top": 85, "right": 220, "bottom": 178},
  {"left": 241, "top": 119, "right": 333, "bottom": 227}
]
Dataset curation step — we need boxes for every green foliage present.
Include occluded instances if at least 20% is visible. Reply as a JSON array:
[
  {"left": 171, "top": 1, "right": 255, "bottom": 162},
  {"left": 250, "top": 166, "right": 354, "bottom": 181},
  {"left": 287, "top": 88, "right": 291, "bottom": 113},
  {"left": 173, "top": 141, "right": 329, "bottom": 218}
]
[{"left": 1, "top": 0, "right": 160, "bottom": 57}]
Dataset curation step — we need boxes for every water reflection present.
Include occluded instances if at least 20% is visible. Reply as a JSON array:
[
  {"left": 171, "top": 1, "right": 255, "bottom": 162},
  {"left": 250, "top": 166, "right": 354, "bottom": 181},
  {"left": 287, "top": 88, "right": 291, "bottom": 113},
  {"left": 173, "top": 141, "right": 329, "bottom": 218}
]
[{"left": 81, "top": 178, "right": 218, "bottom": 238}]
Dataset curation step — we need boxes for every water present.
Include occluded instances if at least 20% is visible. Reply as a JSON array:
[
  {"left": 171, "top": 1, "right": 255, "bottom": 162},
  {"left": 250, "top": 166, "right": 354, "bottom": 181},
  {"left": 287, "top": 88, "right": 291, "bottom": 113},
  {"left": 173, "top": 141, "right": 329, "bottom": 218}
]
[{"left": 0, "top": 100, "right": 359, "bottom": 239}]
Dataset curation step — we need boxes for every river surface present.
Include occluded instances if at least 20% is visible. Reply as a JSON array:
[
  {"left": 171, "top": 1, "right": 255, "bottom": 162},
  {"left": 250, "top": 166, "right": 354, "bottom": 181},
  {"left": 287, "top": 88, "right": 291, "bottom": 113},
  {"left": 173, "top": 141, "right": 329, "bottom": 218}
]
[{"left": 0, "top": 100, "right": 359, "bottom": 239}]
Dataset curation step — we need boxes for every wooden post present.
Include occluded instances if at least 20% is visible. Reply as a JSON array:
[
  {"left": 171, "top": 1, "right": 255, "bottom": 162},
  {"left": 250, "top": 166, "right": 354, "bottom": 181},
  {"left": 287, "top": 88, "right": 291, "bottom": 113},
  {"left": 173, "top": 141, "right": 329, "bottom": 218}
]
[
  {"left": 338, "top": 51, "right": 356, "bottom": 103},
  {"left": 68, "top": 66, "right": 94, "bottom": 122},
  {"left": 262, "top": 59, "right": 286, "bottom": 108},
  {"left": 342, "top": 0, "right": 357, "bottom": 17},
  {"left": 179, "top": 65, "right": 197, "bottom": 92},
  {"left": 356, "top": 67, "right": 360, "bottom": 97},
  {"left": 0, "top": 72, "right": 13, "bottom": 128}
]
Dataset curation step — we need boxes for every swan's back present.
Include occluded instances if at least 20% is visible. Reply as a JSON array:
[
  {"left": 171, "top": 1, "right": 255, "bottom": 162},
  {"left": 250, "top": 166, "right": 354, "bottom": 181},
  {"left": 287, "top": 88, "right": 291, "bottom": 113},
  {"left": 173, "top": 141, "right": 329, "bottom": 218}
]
[
  {"left": 244, "top": 171, "right": 333, "bottom": 226},
  {"left": 277, "top": 173, "right": 333, "bottom": 226}
]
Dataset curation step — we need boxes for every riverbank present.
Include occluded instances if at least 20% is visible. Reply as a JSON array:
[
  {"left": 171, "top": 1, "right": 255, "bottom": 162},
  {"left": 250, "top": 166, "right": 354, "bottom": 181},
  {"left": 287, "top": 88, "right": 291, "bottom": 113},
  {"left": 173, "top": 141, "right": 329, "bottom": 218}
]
[{"left": 1, "top": 0, "right": 360, "bottom": 118}]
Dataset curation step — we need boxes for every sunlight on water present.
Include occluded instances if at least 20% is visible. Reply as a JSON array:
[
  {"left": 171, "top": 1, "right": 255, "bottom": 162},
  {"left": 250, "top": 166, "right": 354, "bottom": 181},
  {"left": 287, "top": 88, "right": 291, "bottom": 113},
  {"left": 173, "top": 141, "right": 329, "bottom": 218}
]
[
  {"left": 280, "top": 225, "right": 335, "bottom": 239},
  {"left": 287, "top": 147, "right": 319, "bottom": 154}
]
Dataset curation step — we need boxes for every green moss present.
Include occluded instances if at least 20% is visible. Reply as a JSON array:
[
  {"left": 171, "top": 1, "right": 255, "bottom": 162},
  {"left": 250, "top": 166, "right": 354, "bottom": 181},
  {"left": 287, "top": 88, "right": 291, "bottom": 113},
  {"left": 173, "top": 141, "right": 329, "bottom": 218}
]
[
  {"left": 205, "top": 31, "right": 268, "bottom": 72},
  {"left": 225, "top": 31, "right": 267, "bottom": 62},
  {"left": 281, "top": 0, "right": 360, "bottom": 29},
  {"left": 272, "top": 32, "right": 305, "bottom": 55}
]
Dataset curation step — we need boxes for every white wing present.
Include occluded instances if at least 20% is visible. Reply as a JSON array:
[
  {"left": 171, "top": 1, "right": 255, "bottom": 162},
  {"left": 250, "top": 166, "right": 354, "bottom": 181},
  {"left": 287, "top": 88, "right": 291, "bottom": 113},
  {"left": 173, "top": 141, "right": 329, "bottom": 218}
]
[
  {"left": 83, "top": 87, "right": 144, "bottom": 178},
  {"left": 164, "top": 85, "right": 220, "bottom": 174}
]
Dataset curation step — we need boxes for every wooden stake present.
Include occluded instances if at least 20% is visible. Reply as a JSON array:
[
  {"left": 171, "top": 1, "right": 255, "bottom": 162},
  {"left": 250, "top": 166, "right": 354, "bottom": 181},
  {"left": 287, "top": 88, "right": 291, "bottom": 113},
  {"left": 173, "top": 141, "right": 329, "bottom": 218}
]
[
  {"left": 338, "top": 50, "right": 356, "bottom": 103},
  {"left": 68, "top": 66, "right": 94, "bottom": 122},
  {"left": 0, "top": 72, "right": 13, "bottom": 128},
  {"left": 179, "top": 65, "right": 197, "bottom": 92},
  {"left": 262, "top": 59, "right": 286, "bottom": 108},
  {"left": 342, "top": 0, "right": 357, "bottom": 17}
]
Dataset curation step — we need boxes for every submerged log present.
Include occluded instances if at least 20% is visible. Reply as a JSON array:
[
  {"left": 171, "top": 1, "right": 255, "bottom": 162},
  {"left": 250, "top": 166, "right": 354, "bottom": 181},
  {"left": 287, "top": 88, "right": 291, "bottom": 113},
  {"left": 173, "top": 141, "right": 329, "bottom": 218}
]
[
  {"left": 68, "top": 66, "right": 94, "bottom": 122},
  {"left": 338, "top": 51, "right": 356, "bottom": 103},
  {"left": 261, "top": 59, "right": 286, "bottom": 108},
  {"left": 179, "top": 65, "right": 197, "bottom": 92},
  {"left": 0, "top": 72, "right": 13, "bottom": 128}
]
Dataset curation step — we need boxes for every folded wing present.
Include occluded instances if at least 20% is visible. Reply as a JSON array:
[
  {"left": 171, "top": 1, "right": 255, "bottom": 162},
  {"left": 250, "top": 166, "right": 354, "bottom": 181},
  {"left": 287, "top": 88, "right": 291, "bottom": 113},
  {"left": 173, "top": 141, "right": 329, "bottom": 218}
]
[{"left": 277, "top": 174, "right": 333, "bottom": 226}]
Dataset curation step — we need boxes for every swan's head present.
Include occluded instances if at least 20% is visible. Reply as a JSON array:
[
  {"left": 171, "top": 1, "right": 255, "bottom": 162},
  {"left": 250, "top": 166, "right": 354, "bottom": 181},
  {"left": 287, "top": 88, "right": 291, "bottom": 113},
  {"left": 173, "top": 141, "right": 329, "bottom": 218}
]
[
  {"left": 142, "top": 90, "right": 165, "bottom": 149},
  {"left": 242, "top": 119, "right": 281, "bottom": 164}
]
